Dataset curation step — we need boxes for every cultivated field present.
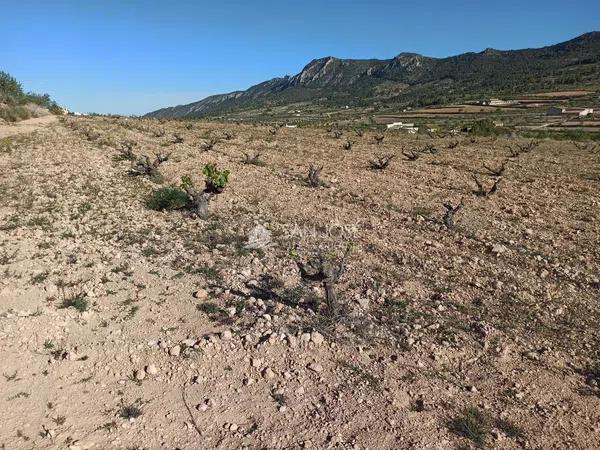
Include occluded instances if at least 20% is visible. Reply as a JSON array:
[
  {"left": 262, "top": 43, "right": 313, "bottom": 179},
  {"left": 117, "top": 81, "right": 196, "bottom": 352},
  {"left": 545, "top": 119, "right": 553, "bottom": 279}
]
[{"left": 0, "top": 117, "right": 599, "bottom": 449}]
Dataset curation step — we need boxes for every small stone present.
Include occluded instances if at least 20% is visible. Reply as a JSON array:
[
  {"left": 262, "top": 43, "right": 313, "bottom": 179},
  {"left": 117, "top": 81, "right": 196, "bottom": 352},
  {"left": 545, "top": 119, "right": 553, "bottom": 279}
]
[
  {"left": 524, "top": 351, "right": 538, "bottom": 360},
  {"left": 221, "top": 330, "right": 233, "bottom": 340},
  {"left": 145, "top": 364, "right": 158, "bottom": 375},
  {"left": 310, "top": 332, "right": 324, "bottom": 346},
  {"left": 491, "top": 244, "right": 508, "bottom": 255},
  {"left": 229, "top": 423, "right": 239, "bottom": 432},
  {"left": 134, "top": 369, "right": 146, "bottom": 381},
  {"left": 193, "top": 289, "right": 208, "bottom": 300},
  {"left": 286, "top": 335, "right": 298, "bottom": 348},
  {"left": 251, "top": 358, "right": 263, "bottom": 368},
  {"left": 300, "top": 332, "right": 311, "bottom": 342},
  {"left": 263, "top": 367, "right": 275, "bottom": 379},
  {"left": 169, "top": 345, "right": 181, "bottom": 356},
  {"left": 308, "top": 362, "right": 323, "bottom": 373},
  {"left": 356, "top": 297, "right": 370, "bottom": 309}
]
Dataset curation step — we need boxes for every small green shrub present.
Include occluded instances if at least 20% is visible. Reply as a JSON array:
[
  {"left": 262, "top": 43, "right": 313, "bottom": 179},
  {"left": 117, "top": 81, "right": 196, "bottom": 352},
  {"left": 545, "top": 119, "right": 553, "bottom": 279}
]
[
  {"left": 197, "top": 302, "right": 227, "bottom": 321},
  {"left": 146, "top": 186, "right": 188, "bottom": 211},
  {"left": 449, "top": 407, "right": 491, "bottom": 447},
  {"left": 30, "top": 271, "right": 49, "bottom": 285},
  {"left": 60, "top": 294, "right": 90, "bottom": 312},
  {"left": 450, "top": 407, "right": 526, "bottom": 443},
  {"left": 197, "top": 302, "right": 221, "bottom": 315},
  {"left": 119, "top": 402, "right": 142, "bottom": 419},
  {"left": 203, "top": 163, "right": 230, "bottom": 192}
]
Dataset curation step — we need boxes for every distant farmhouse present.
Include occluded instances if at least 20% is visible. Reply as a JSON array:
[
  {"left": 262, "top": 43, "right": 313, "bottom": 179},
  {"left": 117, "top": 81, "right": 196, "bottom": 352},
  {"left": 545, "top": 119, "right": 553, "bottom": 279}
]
[
  {"left": 386, "top": 121, "right": 419, "bottom": 133},
  {"left": 487, "top": 98, "right": 518, "bottom": 107},
  {"left": 562, "top": 107, "right": 595, "bottom": 117}
]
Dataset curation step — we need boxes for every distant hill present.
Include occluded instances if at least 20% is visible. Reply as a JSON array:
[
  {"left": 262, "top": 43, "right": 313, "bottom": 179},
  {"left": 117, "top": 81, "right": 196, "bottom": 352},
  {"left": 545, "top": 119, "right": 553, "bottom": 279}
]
[{"left": 146, "top": 32, "right": 600, "bottom": 119}]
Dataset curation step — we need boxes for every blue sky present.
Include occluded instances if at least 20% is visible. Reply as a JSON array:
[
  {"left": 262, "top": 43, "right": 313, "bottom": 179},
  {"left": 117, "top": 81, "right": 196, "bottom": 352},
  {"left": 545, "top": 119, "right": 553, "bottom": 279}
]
[{"left": 2, "top": 0, "right": 598, "bottom": 115}]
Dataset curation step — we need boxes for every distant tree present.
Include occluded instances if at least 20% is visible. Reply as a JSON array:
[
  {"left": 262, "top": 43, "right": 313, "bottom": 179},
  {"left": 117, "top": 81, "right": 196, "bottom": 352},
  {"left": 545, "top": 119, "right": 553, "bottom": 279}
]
[{"left": 0, "top": 71, "right": 23, "bottom": 103}]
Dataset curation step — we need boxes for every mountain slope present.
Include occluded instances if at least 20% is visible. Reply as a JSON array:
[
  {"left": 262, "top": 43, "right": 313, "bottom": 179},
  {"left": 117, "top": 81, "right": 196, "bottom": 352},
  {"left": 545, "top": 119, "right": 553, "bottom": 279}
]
[{"left": 146, "top": 32, "right": 600, "bottom": 119}]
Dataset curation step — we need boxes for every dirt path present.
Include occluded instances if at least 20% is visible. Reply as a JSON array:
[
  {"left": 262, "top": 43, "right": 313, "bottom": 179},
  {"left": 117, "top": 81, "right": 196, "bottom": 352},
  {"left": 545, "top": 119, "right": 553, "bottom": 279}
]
[{"left": 0, "top": 114, "right": 59, "bottom": 139}]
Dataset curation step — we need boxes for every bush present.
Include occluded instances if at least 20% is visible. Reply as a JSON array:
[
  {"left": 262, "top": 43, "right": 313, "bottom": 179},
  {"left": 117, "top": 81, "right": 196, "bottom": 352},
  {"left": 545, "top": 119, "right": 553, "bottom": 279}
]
[
  {"left": 467, "top": 118, "right": 502, "bottom": 137},
  {"left": 0, "top": 105, "right": 31, "bottom": 123},
  {"left": 146, "top": 186, "right": 189, "bottom": 211}
]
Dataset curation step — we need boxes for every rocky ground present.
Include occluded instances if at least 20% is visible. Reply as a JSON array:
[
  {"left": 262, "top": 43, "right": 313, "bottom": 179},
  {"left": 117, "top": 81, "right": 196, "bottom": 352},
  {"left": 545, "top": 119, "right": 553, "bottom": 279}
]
[{"left": 0, "top": 117, "right": 599, "bottom": 449}]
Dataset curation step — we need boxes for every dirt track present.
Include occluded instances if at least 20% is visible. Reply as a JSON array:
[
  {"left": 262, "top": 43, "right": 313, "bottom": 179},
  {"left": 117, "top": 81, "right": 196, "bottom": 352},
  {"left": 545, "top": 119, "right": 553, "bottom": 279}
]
[{"left": 0, "top": 115, "right": 58, "bottom": 139}]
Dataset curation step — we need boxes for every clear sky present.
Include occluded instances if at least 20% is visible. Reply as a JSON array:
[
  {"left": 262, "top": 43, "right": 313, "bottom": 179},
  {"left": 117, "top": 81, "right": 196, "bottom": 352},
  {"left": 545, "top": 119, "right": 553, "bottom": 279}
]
[{"left": 2, "top": 0, "right": 598, "bottom": 115}]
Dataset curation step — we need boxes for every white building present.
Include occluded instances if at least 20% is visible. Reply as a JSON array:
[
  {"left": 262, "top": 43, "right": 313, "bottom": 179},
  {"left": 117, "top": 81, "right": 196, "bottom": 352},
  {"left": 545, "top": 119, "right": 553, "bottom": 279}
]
[
  {"left": 488, "top": 98, "right": 518, "bottom": 106},
  {"left": 387, "top": 121, "right": 419, "bottom": 133},
  {"left": 387, "top": 121, "right": 414, "bottom": 130},
  {"left": 579, "top": 108, "right": 594, "bottom": 117}
]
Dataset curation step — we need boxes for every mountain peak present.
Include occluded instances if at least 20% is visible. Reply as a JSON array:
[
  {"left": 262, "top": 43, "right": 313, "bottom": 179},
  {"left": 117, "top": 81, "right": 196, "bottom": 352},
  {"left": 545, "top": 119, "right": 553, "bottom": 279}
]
[
  {"left": 480, "top": 47, "right": 502, "bottom": 56},
  {"left": 395, "top": 52, "right": 423, "bottom": 58},
  {"left": 292, "top": 57, "right": 343, "bottom": 85}
]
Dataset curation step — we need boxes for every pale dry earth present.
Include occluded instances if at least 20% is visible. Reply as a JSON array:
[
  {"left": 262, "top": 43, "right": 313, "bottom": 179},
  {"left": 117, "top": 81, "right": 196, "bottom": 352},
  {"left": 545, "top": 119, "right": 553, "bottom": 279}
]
[
  {"left": 0, "top": 115, "right": 58, "bottom": 139},
  {"left": 0, "top": 117, "right": 599, "bottom": 449}
]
